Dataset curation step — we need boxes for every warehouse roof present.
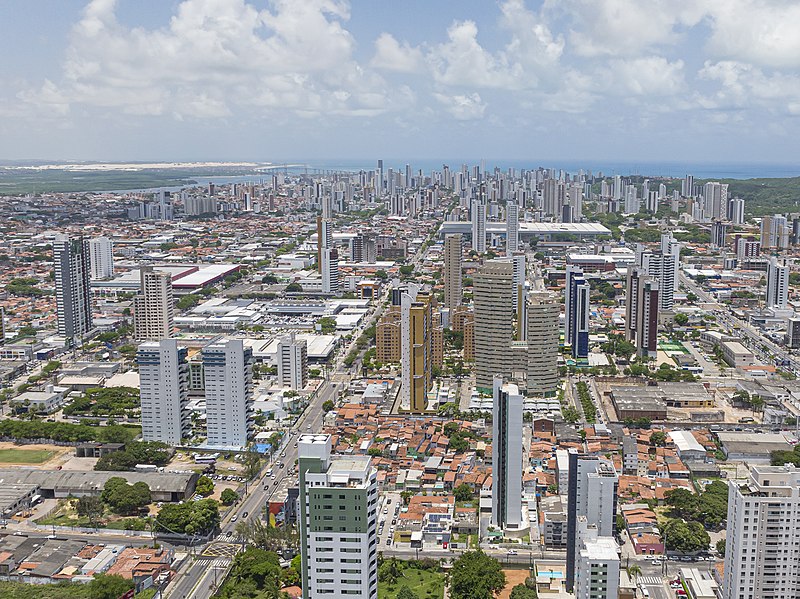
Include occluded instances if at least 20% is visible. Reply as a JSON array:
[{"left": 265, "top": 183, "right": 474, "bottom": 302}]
[{"left": 0, "top": 469, "right": 196, "bottom": 494}]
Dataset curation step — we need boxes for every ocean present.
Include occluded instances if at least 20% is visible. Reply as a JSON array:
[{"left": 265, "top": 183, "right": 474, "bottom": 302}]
[{"left": 287, "top": 159, "right": 800, "bottom": 180}]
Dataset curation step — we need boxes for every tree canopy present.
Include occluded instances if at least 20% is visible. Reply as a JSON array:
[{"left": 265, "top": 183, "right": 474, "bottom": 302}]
[
  {"left": 154, "top": 498, "right": 219, "bottom": 535},
  {"left": 95, "top": 441, "right": 171, "bottom": 471},
  {"left": 100, "top": 477, "right": 151, "bottom": 515},
  {"left": 449, "top": 550, "right": 506, "bottom": 599}
]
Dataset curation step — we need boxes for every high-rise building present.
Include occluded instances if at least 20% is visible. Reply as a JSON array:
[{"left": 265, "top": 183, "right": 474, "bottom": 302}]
[
  {"left": 624, "top": 267, "right": 642, "bottom": 344},
  {"left": 736, "top": 237, "right": 761, "bottom": 260},
  {"left": 400, "top": 285, "right": 433, "bottom": 413},
  {"left": 471, "top": 199, "right": 486, "bottom": 253},
  {"left": 474, "top": 260, "right": 514, "bottom": 390},
  {"left": 723, "top": 464, "right": 800, "bottom": 599},
  {"left": 703, "top": 181, "right": 728, "bottom": 221},
  {"left": 565, "top": 267, "right": 590, "bottom": 359},
  {"left": 88, "top": 237, "right": 114, "bottom": 280},
  {"left": 432, "top": 312, "right": 444, "bottom": 371},
  {"left": 463, "top": 312, "right": 475, "bottom": 362},
  {"left": 317, "top": 217, "right": 334, "bottom": 273},
  {"left": 761, "top": 214, "right": 790, "bottom": 249},
  {"left": 574, "top": 519, "right": 620, "bottom": 599},
  {"left": 526, "top": 292, "right": 559, "bottom": 396},
  {"left": 766, "top": 256, "right": 789, "bottom": 309},
  {"left": 728, "top": 197, "right": 745, "bottom": 225},
  {"left": 511, "top": 253, "right": 526, "bottom": 317},
  {"left": 711, "top": 220, "right": 729, "bottom": 249},
  {"left": 375, "top": 306, "right": 401, "bottom": 363},
  {"left": 639, "top": 251, "right": 676, "bottom": 312},
  {"left": 491, "top": 376, "right": 523, "bottom": 530},
  {"left": 184, "top": 195, "right": 217, "bottom": 216},
  {"left": 203, "top": 339, "right": 254, "bottom": 448},
  {"left": 566, "top": 452, "right": 618, "bottom": 591},
  {"left": 443, "top": 234, "right": 462, "bottom": 308},
  {"left": 682, "top": 174, "right": 694, "bottom": 197},
  {"left": 506, "top": 200, "right": 519, "bottom": 255},
  {"left": 277, "top": 333, "right": 308, "bottom": 390},
  {"left": 298, "top": 434, "right": 378, "bottom": 599},
  {"left": 321, "top": 248, "right": 339, "bottom": 295},
  {"left": 623, "top": 184, "right": 639, "bottom": 214},
  {"left": 636, "top": 278, "right": 660, "bottom": 358},
  {"left": 133, "top": 266, "right": 174, "bottom": 341},
  {"left": 54, "top": 234, "right": 93, "bottom": 342},
  {"left": 136, "top": 339, "right": 190, "bottom": 445},
  {"left": 787, "top": 318, "right": 800, "bottom": 349}
]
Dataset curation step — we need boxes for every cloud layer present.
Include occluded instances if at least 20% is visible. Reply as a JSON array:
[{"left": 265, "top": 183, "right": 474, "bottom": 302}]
[{"left": 2, "top": 0, "right": 800, "bottom": 160}]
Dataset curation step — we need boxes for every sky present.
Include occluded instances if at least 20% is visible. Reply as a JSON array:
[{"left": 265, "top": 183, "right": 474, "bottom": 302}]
[{"left": 1, "top": 0, "right": 800, "bottom": 164}]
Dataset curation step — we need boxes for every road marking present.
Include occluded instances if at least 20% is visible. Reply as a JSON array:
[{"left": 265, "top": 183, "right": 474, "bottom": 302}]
[
  {"left": 200, "top": 542, "right": 241, "bottom": 559},
  {"left": 640, "top": 576, "right": 664, "bottom": 585}
]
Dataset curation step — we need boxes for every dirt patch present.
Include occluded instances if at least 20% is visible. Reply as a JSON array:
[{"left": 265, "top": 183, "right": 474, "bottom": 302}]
[{"left": 496, "top": 569, "right": 530, "bottom": 599}]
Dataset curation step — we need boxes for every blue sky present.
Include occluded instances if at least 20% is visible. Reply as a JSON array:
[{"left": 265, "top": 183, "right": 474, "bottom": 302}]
[{"left": 1, "top": 0, "right": 800, "bottom": 164}]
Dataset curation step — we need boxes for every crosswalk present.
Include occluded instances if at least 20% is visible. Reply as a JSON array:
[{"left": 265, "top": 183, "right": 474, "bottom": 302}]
[{"left": 639, "top": 576, "right": 664, "bottom": 585}]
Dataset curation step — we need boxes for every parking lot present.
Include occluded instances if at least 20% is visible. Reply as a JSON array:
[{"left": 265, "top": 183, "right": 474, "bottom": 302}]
[{"left": 377, "top": 492, "right": 401, "bottom": 548}]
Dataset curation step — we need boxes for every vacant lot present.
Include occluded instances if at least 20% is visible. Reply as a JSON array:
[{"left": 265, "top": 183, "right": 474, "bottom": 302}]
[
  {"left": 378, "top": 567, "right": 444, "bottom": 599},
  {"left": 0, "top": 448, "right": 55, "bottom": 464}
]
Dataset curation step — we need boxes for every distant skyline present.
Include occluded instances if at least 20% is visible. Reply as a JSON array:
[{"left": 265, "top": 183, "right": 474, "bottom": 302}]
[{"left": 2, "top": 1, "right": 800, "bottom": 163}]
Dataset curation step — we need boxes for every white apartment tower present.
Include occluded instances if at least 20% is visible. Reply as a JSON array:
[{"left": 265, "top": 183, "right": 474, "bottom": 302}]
[
  {"left": 321, "top": 248, "right": 339, "bottom": 295},
  {"left": 471, "top": 199, "right": 486, "bottom": 253},
  {"left": 277, "top": 333, "right": 308, "bottom": 390},
  {"left": 54, "top": 234, "right": 93, "bottom": 342},
  {"left": 136, "top": 339, "right": 190, "bottom": 445},
  {"left": 298, "top": 434, "right": 378, "bottom": 599},
  {"left": 491, "top": 376, "right": 523, "bottom": 530},
  {"left": 443, "top": 234, "right": 462, "bottom": 308},
  {"left": 566, "top": 452, "right": 619, "bottom": 591},
  {"left": 133, "top": 266, "right": 175, "bottom": 341},
  {"left": 723, "top": 464, "right": 800, "bottom": 599},
  {"left": 766, "top": 256, "right": 789, "bottom": 309},
  {"left": 202, "top": 339, "right": 254, "bottom": 448},
  {"left": 575, "top": 519, "right": 620, "bottom": 599},
  {"left": 506, "top": 200, "right": 519, "bottom": 255},
  {"left": 88, "top": 237, "right": 114, "bottom": 280}
]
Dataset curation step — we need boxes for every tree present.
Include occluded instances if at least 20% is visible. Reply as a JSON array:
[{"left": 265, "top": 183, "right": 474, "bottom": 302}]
[
  {"left": 285, "top": 282, "right": 303, "bottom": 293},
  {"left": 196, "top": 475, "right": 215, "bottom": 497},
  {"left": 716, "top": 538, "right": 726, "bottom": 556},
  {"left": 399, "top": 265, "right": 415, "bottom": 277},
  {"left": 76, "top": 496, "right": 104, "bottom": 526},
  {"left": 663, "top": 519, "right": 710, "bottom": 553},
  {"left": 375, "top": 269, "right": 388, "bottom": 280},
  {"left": 242, "top": 448, "right": 262, "bottom": 480},
  {"left": 101, "top": 477, "right": 151, "bottom": 515},
  {"left": 509, "top": 585, "right": 538, "bottom": 599},
  {"left": 221, "top": 488, "right": 239, "bottom": 506},
  {"left": 674, "top": 313, "right": 689, "bottom": 326},
  {"left": 650, "top": 431, "right": 668, "bottom": 447},
  {"left": 234, "top": 519, "right": 298, "bottom": 552},
  {"left": 398, "top": 586, "right": 420, "bottom": 599},
  {"left": 454, "top": 483, "right": 474, "bottom": 502},
  {"left": 261, "top": 273, "right": 278, "bottom": 284},
  {"left": 222, "top": 547, "right": 282, "bottom": 597},
  {"left": 322, "top": 399, "right": 335, "bottom": 413},
  {"left": 317, "top": 316, "right": 337, "bottom": 334},
  {"left": 627, "top": 564, "right": 642, "bottom": 581},
  {"left": 154, "top": 499, "right": 219, "bottom": 535},
  {"left": 87, "top": 574, "right": 135, "bottom": 599},
  {"left": 449, "top": 550, "right": 506, "bottom": 599}
]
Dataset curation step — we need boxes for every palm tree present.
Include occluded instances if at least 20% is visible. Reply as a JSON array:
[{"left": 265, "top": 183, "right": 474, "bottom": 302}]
[{"left": 627, "top": 564, "right": 642, "bottom": 582}]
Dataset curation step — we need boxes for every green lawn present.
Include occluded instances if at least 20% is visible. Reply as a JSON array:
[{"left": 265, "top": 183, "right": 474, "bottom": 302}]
[
  {"left": 0, "top": 448, "right": 55, "bottom": 464},
  {"left": 379, "top": 568, "right": 445, "bottom": 599}
]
